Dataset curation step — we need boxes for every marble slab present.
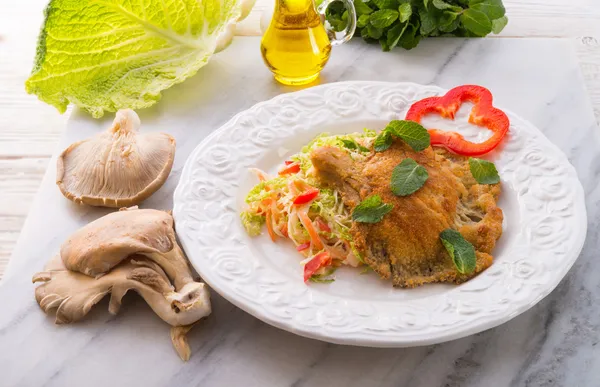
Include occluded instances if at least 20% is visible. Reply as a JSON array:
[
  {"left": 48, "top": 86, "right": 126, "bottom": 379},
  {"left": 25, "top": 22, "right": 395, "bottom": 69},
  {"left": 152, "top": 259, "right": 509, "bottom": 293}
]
[{"left": 1, "top": 37, "right": 599, "bottom": 387}]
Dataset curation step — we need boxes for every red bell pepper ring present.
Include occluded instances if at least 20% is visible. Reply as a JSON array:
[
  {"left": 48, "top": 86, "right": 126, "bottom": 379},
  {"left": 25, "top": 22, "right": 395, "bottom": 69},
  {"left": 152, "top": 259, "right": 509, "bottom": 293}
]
[
  {"left": 278, "top": 162, "right": 300, "bottom": 175},
  {"left": 293, "top": 188, "right": 319, "bottom": 205},
  {"left": 405, "top": 85, "right": 509, "bottom": 156},
  {"left": 303, "top": 251, "right": 332, "bottom": 282}
]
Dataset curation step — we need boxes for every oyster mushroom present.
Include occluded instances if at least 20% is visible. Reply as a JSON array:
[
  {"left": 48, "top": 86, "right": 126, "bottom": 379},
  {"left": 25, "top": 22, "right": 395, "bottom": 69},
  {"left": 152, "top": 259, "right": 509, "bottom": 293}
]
[
  {"left": 57, "top": 109, "right": 175, "bottom": 207},
  {"left": 32, "top": 207, "right": 211, "bottom": 361}
]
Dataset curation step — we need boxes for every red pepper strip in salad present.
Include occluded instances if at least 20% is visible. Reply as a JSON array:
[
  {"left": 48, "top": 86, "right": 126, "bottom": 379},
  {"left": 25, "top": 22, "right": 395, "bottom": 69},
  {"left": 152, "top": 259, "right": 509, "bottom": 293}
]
[
  {"left": 284, "top": 160, "right": 294, "bottom": 165},
  {"left": 298, "top": 210, "right": 324, "bottom": 251},
  {"left": 278, "top": 162, "right": 301, "bottom": 175},
  {"left": 316, "top": 219, "right": 331, "bottom": 233},
  {"left": 296, "top": 242, "right": 311, "bottom": 251},
  {"left": 303, "top": 252, "right": 332, "bottom": 282},
  {"left": 405, "top": 85, "right": 509, "bottom": 156},
  {"left": 293, "top": 188, "right": 319, "bottom": 205}
]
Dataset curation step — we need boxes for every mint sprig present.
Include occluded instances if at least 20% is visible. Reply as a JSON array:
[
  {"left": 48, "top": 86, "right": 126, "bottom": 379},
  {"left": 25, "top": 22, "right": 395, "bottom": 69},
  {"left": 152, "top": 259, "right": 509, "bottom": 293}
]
[
  {"left": 374, "top": 120, "right": 430, "bottom": 152},
  {"left": 321, "top": 0, "right": 508, "bottom": 52},
  {"left": 440, "top": 229, "right": 477, "bottom": 274},
  {"left": 469, "top": 157, "right": 500, "bottom": 184},
  {"left": 390, "top": 158, "right": 429, "bottom": 196},
  {"left": 339, "top": 138, "right": 370, "bottom": 153},
  {"left": 352, "top": 195, "right": 394, "bottom": 223}
]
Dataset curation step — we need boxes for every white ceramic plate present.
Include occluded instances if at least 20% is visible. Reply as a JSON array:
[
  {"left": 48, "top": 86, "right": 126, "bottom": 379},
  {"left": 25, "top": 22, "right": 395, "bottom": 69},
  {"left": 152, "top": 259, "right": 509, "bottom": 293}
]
[{"left": 173, "top": 82, "right": 587, "bottom": 347}]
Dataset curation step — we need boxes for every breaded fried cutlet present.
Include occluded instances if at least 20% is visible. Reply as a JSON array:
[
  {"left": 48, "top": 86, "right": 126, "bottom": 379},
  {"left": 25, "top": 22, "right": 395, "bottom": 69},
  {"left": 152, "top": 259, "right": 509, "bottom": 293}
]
[{"left": 310, "top": 140, "right": 503, "bottom": 288}]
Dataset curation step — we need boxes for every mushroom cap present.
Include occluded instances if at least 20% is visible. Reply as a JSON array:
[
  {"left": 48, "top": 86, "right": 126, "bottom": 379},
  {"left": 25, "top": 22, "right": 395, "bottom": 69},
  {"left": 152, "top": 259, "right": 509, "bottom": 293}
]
[{"left": 57, "top": 109, "right": 175, "bottom": 207}]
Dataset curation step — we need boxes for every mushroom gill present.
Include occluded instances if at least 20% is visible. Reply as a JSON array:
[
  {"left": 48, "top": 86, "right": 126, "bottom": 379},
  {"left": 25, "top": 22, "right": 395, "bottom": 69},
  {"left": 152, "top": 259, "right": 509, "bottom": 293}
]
[
  {"left": 32, "top": 207, "right": 211, "bottom": 361},
  {"left": 56, "top": 109, "right": 175, "bottom": 207}
]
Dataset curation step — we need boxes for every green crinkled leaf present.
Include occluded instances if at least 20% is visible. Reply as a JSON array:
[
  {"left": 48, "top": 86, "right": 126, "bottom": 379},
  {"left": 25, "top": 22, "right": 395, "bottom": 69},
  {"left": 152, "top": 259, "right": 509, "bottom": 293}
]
[
  {"left": 460, "top": 8, "right": 492, "bottom": 36},
  {"left": 26, "top": 0, "right": 245, "bottom": 118},
  {"left": 240, "top": 211, "right": 265, "bottom": 236}
]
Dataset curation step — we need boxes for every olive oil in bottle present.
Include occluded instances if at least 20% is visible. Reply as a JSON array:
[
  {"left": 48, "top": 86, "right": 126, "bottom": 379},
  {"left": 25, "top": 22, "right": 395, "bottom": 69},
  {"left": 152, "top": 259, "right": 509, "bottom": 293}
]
[{"left": 260, "top": 0, "right": 356, "bottom": 85}]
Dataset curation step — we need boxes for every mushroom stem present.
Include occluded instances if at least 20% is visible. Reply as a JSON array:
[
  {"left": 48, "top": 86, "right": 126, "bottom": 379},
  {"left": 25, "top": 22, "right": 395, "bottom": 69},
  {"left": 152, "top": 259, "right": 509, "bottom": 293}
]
[
  {"left": 33, "top": 255, "right": 211, "bottom": 327},
  {"left": 170, "top": 323, "right": 197, "bottom": 361},
  {"left": 32, "top": 208, "right": 212, "bottom": 360}
]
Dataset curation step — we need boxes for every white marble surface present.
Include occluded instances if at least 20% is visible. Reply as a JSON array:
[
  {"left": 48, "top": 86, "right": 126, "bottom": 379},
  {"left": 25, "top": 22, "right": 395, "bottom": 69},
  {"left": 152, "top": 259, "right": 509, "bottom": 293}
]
[{"left": 1, "top": 37, "right": 599, "bottom": 387}]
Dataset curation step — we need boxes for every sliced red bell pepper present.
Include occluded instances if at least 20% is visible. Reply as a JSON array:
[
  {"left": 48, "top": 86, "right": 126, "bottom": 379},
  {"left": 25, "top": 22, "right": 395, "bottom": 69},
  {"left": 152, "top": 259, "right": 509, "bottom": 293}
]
[
  {"left": 296, "top": 242, "right": 311, "bottom": 251},
  {"left": 284, "top": 160, "right": 294, "bottom": 165},
  {"left": 316, "top": 219, "right": 331, "bottom": 233},
  {"left": 278, "top": 162, "right": 300, "bottom": 175},
  {"left": 293, "top": 188, "right": 319, "bottom": 205},
  {"left": 405, "top": 85, "right": 509, "bottom": 156},
  {"left": 303, "top": 251, "right": 332, "bottom": 282}
]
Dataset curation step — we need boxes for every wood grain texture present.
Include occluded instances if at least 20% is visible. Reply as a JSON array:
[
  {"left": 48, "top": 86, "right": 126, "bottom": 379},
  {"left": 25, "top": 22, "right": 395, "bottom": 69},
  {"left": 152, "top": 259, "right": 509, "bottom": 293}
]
[{"left": 0, "top": 0, "right": 599, "bottom": 279}]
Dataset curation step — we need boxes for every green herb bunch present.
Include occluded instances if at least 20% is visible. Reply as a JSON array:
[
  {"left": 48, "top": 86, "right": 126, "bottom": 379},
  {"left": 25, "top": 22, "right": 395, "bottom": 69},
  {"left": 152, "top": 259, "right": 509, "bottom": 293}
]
[{"left": 324, "top": 0, "right": 508, "bottom": 51}]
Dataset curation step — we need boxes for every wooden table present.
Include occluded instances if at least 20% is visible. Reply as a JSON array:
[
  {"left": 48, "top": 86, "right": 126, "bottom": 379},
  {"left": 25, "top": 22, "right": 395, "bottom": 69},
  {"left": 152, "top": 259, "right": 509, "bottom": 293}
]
[{"left": 1, "top": 0, "right": 599, "bottom": 278}]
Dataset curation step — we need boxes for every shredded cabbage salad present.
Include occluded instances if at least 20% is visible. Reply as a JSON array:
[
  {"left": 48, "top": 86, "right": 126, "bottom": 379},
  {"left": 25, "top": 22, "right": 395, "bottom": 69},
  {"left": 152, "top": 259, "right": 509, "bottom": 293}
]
[{"left": 241, "top": 130, "right": 377, "bottom": 283}]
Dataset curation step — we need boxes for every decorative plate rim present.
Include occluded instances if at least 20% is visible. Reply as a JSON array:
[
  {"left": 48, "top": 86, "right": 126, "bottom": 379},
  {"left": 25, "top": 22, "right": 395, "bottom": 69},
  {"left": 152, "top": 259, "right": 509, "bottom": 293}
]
[{"left": 173, "top": 81, "right": 587, "bottom": 347}]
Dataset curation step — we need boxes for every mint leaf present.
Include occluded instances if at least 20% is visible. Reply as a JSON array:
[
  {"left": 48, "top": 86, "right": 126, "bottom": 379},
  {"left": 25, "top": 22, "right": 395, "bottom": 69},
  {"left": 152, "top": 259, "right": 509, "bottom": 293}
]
[
  {"left": 387, "top": 21, "right": 409, "bottom": 49},
  {"left": 491, "top": 15, "right": 508, "bottom": 34},
  {"left": 432, "top": 0, "right": 461, "bottom": 11},
  {"left": 367, "top": 24, "right": 384, "bottom": 39},
  {"left": 469, "top": 157, "right": 500, "bottom": 184},
  {"left": 419, "top": 7, "right": 438, "bottom": 35},
  {"left": 440, "top": 229, "right": 476, "bottom": 274},
  {"left": 460, "top": 8, "right": 492, "bottom": 36},
  {"left": 385, "top": 120, "right": 431, "bottom": 151},
  {"left": 309, "top": 275, "right": 335, "bottom": 283},
  {"left": 352, "top": 195, "right": 394, "bottom": 223},
  {"left": 390, "top": 158, "right": 429, "bottom": 196},
  {"left": 439, "top": 12, "right": 460, "bottom": 32},
  {"left": 380, "top": 38, "right": 391, "bottom": 52},
  {"left": 355, "top": 0, "right": 374, "bottom": 15},
  {"left": 358, "top": 14, "right": 371, "bottom": 27},
  {"left": 370, "top": 9, "right": 399, "bottom": 28},
  {"left": 469, "top": 0, "right": 505, "bottom": 20},
  {"left": 398, "top": 3, "right": 412, "bottom": 23},
  {"left": 399, "top": 22, "right": 421, "bottom": 49},
  {"left": 374, "top": 130, "right": 393, "bottom": 151},
  {"left": 340, "top": 138, "right": 370, "bottom": 152},
  {"left": 372, "top": 0, "right": 400, "bottom": 10}
]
